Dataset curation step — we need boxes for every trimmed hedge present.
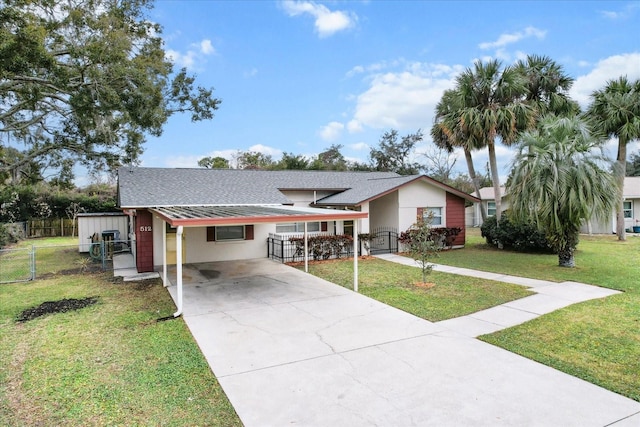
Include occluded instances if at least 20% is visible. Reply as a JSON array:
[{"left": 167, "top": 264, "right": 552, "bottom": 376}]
[
  {"left": 289, "top": 234, "right": 354, "bottom": 260},
  {"left": 481, "top": 213, "right": 553, "bottom": 253},
  {"left": 398, "top": 226, "right": 462, "bottom": 249}
]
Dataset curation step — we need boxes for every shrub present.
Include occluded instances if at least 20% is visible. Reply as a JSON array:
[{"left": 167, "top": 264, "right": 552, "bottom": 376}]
[
  {"left": 0, "top": 223, "right": 21, "bottom": 249},
  {"left": 289, "top": 234, "right": 354, "bottom": 260},
  {"left": 481, "top": 213, "right": 553, "bottom": 253},
  {"left": 398, "top": 227, "right": 462, "bottom": 249}
]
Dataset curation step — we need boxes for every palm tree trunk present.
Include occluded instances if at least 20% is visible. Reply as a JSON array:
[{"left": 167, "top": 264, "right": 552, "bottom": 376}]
[
  {"left": 616, "top": 139, "right": 627, "bottom": 241},
  {"left": 487, "top": 140, "right": 502, "bottom": 221},
  {"left": 464, "top": 147, "right": 487, "bottom": 222},
  {"left": 558, "top": 246, "right": 575, "bottom": 267}
]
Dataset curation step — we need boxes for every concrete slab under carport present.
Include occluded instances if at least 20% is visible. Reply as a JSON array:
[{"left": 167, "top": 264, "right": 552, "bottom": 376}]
[{"left": 164, "top": 258, "right": 640, "bottom": 426}]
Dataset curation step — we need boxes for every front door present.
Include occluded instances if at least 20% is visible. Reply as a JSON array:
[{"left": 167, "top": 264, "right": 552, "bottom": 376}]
[{"left": 166, "top": 225, "right": 186, "bottom": 264}]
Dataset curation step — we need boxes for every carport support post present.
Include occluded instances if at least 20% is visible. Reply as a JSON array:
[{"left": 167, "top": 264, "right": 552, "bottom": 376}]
[
  {"left": 173, "top": 225, "right": 183, "bottom": 317},
  {"left": 304, "top": 222, "right": 309, "bottom": 273},
  {"left": 354, "top": 220, "right": 358, "bottom": 292},
  {"left": 162, "top": 222, "right": 168, "bottom": 287}
]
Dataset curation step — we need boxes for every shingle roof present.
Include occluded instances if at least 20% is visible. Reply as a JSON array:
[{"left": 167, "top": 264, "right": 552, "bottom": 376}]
[{"left": 117, "top": 167, "right": 401, "bottom": 208}]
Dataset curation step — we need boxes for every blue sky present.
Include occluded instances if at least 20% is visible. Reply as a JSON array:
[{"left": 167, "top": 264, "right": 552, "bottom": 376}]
[{"left": 137, "top": 0, "right": 640, "bottom": 180}]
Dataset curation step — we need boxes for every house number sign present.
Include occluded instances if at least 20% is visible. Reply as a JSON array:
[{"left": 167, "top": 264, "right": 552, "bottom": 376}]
[{"left": 139, "top": 225, "right": 152, "bottom": 232}]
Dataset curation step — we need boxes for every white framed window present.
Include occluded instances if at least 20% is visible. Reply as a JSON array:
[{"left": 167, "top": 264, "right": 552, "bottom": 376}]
[
  {"left": 276, "top": 222, "right": 320, "bottom": 233},
  {"left": 623, "top": 201, "right": 633, "bottom": 219},
  {"left": 423, "top": 207, "right": 443, "bottom": 226},
  {"left": 215, "top": 225, "right": 245, "bottom": 241},
  {"left": 487, "top": 201, "right": 496, "bottom": 217}
]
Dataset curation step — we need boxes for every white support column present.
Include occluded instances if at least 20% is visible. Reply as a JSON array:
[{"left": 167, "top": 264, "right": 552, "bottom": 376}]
[
  {"left": 173, "top": 225, "right": 183, "bottom": 317},
  {"left": 162, "top": 221, "right": 168, "bottom": 287},
  {"left": 353, "top": 220, "right": 359, "bottom": 292},
  {"left": 304, "top": 222, "right": 309, "bottom": 273}
]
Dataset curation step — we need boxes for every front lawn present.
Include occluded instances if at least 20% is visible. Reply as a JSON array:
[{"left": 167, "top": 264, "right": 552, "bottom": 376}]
[
  {"left": 298, "top": 257, "right": 533, "bottom": 322},
  {"left": 0, "top": 270, "right": 241, "bottom": 425},
  {"left": 442, "top": 229, "right": 640, "bottom": 402}
]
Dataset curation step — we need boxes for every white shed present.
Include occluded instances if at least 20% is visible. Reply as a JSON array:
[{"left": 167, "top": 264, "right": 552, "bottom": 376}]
[{"left": 78, "top": 212, "right": 129, "bottom": 252}]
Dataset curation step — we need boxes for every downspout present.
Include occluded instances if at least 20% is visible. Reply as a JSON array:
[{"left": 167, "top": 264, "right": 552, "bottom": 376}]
[{"left": 173, "top": 225, "right": 184, "bottom": 317}]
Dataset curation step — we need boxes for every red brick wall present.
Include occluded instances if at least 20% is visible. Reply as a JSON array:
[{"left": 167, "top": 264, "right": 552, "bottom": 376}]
[
  {"left": 135, "top": 209, "right": 154, "bottom": 272},
  {"left": 446, "top": 193, "right": 466, "bottom": 246}
]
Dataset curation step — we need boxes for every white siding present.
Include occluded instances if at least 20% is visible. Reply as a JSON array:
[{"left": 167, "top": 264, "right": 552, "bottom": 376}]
[
  {"left": 369, "top": 191, "right": 398, "bottom": 230},
  {"left": 397, "top": 181, "right": 446, "bottom": 232},
  {"left": 78, "top": 214, "right": 129, "bottom": 252},
  {"left": 279, "top": 190, "right": 336, "bottom": 206},
  {"left": 183, "top": 223, "right": 275, "bottom": 263}
]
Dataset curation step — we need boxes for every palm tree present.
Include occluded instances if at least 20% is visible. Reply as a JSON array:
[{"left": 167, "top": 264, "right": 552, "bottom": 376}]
[
  {"left": 431, "top": 89, "right": 487, "bottom": 222},
  {"left": 508, "top": 115, "right": 618, "bottom": 267},
  {"left": 515, "top": 54, "right": 578, "bottom": 118},
  {"left": 586, "top": 76, "right": 640, "bottom": 241},
  {"left": 456, "top": 59, "right": 532, "bottom": 223}
]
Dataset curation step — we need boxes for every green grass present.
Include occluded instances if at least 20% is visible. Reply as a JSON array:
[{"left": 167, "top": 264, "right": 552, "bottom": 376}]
[
  {"left": 0, "top": 271, "right": 241, "bottom": 426},
  {"left": 443, "top": 228, "right": 640, "bottom": 402},
  {"left": 300, "top": 258, "right": 533, "bottom": 322},
  {"left": 440, "top": 229, "right": 640, "bottom": 292}
]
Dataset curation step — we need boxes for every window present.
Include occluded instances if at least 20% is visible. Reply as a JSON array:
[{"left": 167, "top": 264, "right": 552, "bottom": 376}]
[
  {"left": 487, "top": 201, "right": 496, "bottom": 217},
  {"left": 623, "top": 201, "right": 633, "bottom": 219},
  {"left": 276, "top": 222, "right": 321, "bottom": 233},
  {"left": 343, "top": 220, "right": 354, "bottom": 237},
  {"left": 422, "top": 207, "right": 442, "bottom": 226},
  {"left": 206, "top": 225, "right": 254, "bottom": 242}
]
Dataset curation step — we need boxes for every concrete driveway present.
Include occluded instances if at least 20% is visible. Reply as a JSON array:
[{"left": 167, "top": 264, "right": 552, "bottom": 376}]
[{"left": 166, "top": 259, "right": 640, "bottom": 426}]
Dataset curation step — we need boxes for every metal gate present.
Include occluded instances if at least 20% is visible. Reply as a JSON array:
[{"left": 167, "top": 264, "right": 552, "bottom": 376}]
[
  {"left": 0, "top": 247, "right": 35, "bottom": 284},
  {"left": 368, "top": 227, "right": 398, "bottom": 254}
]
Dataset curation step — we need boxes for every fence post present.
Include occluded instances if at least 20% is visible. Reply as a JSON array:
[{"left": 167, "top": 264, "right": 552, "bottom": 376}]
[
  {"left": 31, "top": 245, "right": 36, "bottom": 280},
  {"left": 101, "top": 241, "right": 106, "bottom": 270}
]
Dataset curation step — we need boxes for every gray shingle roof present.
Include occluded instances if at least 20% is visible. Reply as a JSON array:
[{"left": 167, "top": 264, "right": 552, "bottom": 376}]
[{"left": 117, "top": 167, "right": 401, "bottom": 207}]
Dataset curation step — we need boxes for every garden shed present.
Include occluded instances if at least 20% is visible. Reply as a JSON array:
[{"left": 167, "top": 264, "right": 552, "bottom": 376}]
[{"left": 78, "top": 212, "right": 129, "bottom": 253}]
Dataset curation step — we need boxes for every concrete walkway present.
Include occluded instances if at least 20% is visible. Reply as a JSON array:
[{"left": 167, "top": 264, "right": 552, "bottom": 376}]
[
  {"left": 162, "top": 259, "right": 640, "bottom": 427},
  {"left": 374, "top": 253, "right": 622, "bottom": 337}
]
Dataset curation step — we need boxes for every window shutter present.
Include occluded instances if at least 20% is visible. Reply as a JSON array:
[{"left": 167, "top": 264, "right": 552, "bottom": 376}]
[
  {"left": 321, "top": 221, "right": 328, "bottom": 232},
  {"left": 417, "top": 207, "right": 424, "bottom": 221},
  {"left": 207, "top": 227, "right": 215, "bottom": 241},
  {"left": 245, "top": 225, "right": 254, "bottom": 240}
]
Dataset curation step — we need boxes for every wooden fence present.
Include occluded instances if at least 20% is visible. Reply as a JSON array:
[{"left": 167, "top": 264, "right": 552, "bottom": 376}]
[{"left": 26, "top": 218, "right": 77, "bottom": 238}]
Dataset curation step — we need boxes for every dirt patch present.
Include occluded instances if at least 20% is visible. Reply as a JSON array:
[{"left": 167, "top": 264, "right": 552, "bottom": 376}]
[
  {"left": 16, "top": 297, "right": 99, "bottom": 323},
  {"left": 414, "top": 282, "right": 436, "bottom": 289}
]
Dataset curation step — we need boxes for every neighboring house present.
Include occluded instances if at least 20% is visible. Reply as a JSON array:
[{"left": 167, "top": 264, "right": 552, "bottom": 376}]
[
  {"left": 465, "top": 187, "right": 507, "bottom": 227},
  {"left": 465, "top": 177, "right": 640, "bottom": 234},
  {"left": 117, "top": 167, "right": 479, "bottom": 273}
]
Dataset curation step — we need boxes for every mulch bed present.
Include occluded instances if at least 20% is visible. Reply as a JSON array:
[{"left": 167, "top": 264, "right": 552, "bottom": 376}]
[{"left": 16, "top": 297, "right": 99, "bottom": 323}]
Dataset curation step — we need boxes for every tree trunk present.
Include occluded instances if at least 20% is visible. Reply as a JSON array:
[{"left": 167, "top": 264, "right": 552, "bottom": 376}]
[
  {"left": 558, "top": 246, "right": 575, "bottom": 267},
  {"left": 616, "top": 139, "right": 627, "bottom": 241},
  {"left": 465, "top": 147, "right": 487, "bottom": 223},
  {"left": 487, "top": 140, "right": 503, "bottom": 248}
]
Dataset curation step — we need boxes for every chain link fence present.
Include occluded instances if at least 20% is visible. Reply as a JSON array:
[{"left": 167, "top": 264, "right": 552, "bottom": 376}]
[{"left": 0, "top": 240, "right": 131, "bottom": 284}]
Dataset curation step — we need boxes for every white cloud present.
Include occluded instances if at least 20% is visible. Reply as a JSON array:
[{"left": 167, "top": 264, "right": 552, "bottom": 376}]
[
  {"left": 347, "top": 119, "right": 363, "bottom": 133},
  {"left": 165, "top": 38, "right": 216, "bottom": 69},
  {"left": 570, "top": 52, "right": 640, "bottom": 108},
  {"left": 319, "top": 121, "right": 345, "bottom": 141},
  {"left": 165, "top": 48, "right": 196, "bottom": 68},
  {"left": 479, "top": 26, "right": 547, "bottom": 50},
  {"left": 281, "top": 0, "right": 356, "bottom": 37},
  {"left": 349, "top": 142, "right": 369, "bottom": 151},
  {"left": 248, "top": 144, "right": 283, "bottom": 157},
  {"left": 244, "top": 67, "right": 258, "bottom": 78},
  {"left": 600, "top": 3, "right": 639, "bottom": 20},
  {"left": 200, "top": 39, "right": 215, "bottom": 55},
  {"left": 164, "top": 154, "right": 201, "bottom": 168},
  {"left": 348, "top": 62, "right": 463, "bottom": 132}
]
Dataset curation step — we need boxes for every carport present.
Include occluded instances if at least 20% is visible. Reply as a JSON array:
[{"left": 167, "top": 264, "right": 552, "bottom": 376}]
[{"left": 150, "top": 205, "right": 368, "bottom": 317}]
